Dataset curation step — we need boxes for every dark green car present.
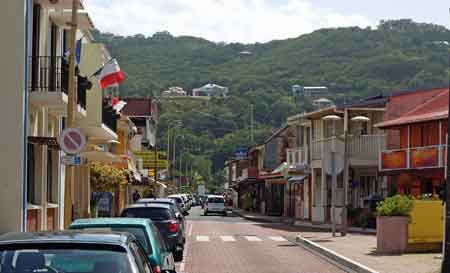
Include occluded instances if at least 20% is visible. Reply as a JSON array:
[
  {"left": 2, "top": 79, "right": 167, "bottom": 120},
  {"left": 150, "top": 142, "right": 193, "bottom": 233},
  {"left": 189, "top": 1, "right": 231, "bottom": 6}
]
[{"left": 70, "top": 218, "right": 176, "bottom": 273}]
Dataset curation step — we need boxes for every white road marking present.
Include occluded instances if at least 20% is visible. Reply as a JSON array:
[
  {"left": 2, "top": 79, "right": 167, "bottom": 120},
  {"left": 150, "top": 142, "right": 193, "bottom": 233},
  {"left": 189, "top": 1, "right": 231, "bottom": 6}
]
[
  {"left": 269, "top": 236, "right": 287, "bottom": 242},
  {"left": 188, "top": 223, "right": 193, "bottom": 236},
  {"left": 244, "top": 236, "right": 262, "bottom": 242},
  {"left": 196, "top": 235, "right": 210, "bottom": 242},
  {"left": 220, "top": 235, "right": 236, "bottom": 242}
]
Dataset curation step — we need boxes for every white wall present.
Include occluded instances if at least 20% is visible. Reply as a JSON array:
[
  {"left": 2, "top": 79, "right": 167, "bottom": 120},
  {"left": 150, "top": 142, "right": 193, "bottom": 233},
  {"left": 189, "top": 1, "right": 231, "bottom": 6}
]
[{"left": 0, "top": 0, "right": 29, "bottom": 233}]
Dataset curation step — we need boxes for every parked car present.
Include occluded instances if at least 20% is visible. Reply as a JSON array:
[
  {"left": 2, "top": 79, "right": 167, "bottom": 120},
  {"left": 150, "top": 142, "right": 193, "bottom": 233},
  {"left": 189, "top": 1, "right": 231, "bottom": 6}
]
[
  {"left": 178, "top": 194, "right": 191, "bottom": 210},
  {"left": 70, "top": 218, "right": 176, "bottom": 273},
  {"left": 167, "top": 195, "right": 187, "bottom": 213},
  {"left": 136, "top": 198, "right": 187, "bottom": 232},
  {"left": 204, "top": 195, "right": 227, "bottom": 216},
  {"left": 0, "top": 231, "right": 154, "bottom": 273},
  {"left": 121, "top": 203, "right": 185, "bottom": 262}
]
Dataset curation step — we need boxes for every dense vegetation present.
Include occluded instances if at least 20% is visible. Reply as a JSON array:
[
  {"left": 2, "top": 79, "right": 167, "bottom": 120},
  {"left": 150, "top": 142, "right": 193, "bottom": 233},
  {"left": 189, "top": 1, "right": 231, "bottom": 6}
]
[{"left": 93, "top": 19, "right": 450, "bottom": 191}]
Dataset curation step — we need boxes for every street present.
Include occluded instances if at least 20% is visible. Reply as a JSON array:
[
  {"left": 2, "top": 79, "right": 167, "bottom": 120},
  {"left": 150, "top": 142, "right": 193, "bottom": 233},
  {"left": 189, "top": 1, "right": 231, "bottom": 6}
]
[{"left": 178, "top": 206, "right": 344, "bottom": 273}]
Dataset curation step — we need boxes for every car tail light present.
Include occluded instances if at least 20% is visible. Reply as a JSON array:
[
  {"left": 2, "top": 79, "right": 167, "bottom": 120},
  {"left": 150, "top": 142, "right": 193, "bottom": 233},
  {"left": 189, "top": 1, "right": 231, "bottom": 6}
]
[
  {"left": 168, "top": 221, "right": 179, "bottom": 233},
  {"left": 153, "top": 266, "right": 161, "bottom": 273}
]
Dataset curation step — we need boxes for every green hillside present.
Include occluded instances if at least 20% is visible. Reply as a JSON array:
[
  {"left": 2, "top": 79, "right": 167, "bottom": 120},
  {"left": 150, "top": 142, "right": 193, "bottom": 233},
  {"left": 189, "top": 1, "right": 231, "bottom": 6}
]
[{"left": 93, "top": 19, "right": 450, "bottom": 190}]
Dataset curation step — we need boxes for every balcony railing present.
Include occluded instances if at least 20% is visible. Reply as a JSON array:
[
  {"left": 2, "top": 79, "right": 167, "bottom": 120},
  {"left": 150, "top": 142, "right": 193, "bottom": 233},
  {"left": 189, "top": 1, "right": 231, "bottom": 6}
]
[
  {"left": 380, "top": 145, "right": 447, "bottom": 171},
  {"left": 286, "top": 146, "right": 309, "bottom": 165},
  {"left": 311, "top": 135, "right": 386, "bottom": 161},
  {"left": 237, "top": 166, "right": 258, "bottom": 182},
  {"left": 102, "top": 101, "right": 118, "bottom": 132},
  {"left": 30, "top": 56, "right": 68, "bottom": 94},
  {"left": 29, "top": 56, "right": 87, "bottom": 109}
]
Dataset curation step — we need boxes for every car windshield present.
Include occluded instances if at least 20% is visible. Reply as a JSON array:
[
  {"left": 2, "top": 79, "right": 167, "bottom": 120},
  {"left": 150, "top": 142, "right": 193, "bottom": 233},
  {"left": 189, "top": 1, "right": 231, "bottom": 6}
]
[
  {"left": 208, "top": 197, "right": 224, "bottom": 203},
  {"left": 74, "top": 227, "right": 152, "bottom": 255},
  {"left": 0, "top": 245, "right": 133, "bottom": 273},
  {"left": 122, "top": 207, "right": 173, "bottom": 221}
]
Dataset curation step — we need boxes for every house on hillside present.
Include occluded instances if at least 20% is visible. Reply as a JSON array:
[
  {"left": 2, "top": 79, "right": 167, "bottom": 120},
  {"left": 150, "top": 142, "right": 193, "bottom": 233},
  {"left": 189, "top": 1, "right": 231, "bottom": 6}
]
[
  {"left": 192, "top": 83, "right": 229, "bottom": 98},
  {"left": 376, "top": 87, "right": 449, "bottom": 197},
  {"left": 161, "top": 86, "right": 187, "bottom": 97}
]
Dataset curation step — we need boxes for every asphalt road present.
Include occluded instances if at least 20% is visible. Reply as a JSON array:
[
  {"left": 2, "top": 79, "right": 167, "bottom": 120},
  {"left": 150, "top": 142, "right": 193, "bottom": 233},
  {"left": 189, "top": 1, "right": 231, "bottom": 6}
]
[{"left": 177, "top": 206, "right": 344, "bottom": 273}]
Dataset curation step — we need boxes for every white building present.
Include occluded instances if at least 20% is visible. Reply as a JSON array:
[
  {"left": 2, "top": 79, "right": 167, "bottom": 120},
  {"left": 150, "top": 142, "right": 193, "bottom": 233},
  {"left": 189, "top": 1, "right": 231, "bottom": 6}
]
[
  {"left": 192, "top": 83, "right": 229, "bottom": 98},
  {"left": 161, "top": 86, "right": 187, "bottom": 97}
]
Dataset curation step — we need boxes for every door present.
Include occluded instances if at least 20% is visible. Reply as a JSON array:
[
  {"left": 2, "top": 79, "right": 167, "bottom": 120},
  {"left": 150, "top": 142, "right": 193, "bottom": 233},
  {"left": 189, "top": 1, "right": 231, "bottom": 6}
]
[{"left": 268, "top": 184, "right": 284, "bottom": 216}]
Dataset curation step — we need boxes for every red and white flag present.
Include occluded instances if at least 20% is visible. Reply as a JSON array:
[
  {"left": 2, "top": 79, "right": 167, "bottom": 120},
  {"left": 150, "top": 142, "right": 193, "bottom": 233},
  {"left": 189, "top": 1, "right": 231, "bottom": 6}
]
[{"left": 95, "top": 58, "right": 125, "bottom": 89}]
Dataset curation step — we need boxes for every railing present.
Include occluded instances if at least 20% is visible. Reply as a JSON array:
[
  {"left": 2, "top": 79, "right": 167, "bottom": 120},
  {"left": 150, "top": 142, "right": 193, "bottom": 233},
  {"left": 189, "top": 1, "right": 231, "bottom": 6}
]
[
  {"left": 30, "top": 56, "right": 68, "bottom": 94},
  {"left": 348, "top": 134, "right": 386, "bottom": 161},
  {"left": 380, "top": 145, "right": 447, "bottom": 171},
  {"left": 237, "top": 166, "right": 258, "bottom": 182},
  {"left": 102, "top": 100, "right": 118, "bottom": 132},
  {"left": 286, "top": 146, "right": 309, "bottom": 165},
  {"left": 29, "top": 56, "right": 87, "bottom": 109},
  {"left": 311, "top": 135, "right": 386, "bottom": 161}
]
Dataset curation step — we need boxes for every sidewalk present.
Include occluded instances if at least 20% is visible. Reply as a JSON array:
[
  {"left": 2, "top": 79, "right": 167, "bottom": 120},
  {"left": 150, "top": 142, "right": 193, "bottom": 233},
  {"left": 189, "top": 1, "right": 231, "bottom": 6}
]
[
  {"left": 234, "top": 209, "right": 440, "bottom": 273},
  {"left": 233, "top": 209, "right": 376, "bottom": 234},
  {"left": 296, "top": 231, "right": 441, "bottom": 273}
]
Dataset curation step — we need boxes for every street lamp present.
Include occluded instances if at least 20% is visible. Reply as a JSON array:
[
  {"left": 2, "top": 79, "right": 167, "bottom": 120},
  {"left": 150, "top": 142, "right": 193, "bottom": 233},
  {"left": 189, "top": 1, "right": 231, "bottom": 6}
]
[
  {"left": 323, "top": 113, "right": 370, "bottom": 236},
  {"left": 167, "top": 120, "right": 182, "bottom": 180},
  {"left": 322, "top": 114, "right": 342, "bottom": 236}
]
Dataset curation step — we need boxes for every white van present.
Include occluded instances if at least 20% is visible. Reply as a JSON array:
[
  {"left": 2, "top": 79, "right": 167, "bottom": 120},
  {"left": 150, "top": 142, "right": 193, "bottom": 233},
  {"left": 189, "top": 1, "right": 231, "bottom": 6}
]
[{"left": 204, "top": 195, "right": 226, "bottom": 216}]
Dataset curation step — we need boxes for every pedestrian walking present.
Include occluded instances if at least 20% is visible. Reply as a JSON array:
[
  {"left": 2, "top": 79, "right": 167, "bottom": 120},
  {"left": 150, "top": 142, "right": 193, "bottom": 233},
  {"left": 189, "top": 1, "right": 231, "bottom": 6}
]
[{"left": 132, "top": 190, "right": 141, "bottom": 203}]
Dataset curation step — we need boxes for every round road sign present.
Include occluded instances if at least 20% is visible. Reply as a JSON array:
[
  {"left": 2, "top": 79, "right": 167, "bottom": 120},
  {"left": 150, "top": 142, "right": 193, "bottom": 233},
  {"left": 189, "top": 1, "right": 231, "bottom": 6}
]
[{"left": 60, "top": 128, "right": 86, "bottom": 155}]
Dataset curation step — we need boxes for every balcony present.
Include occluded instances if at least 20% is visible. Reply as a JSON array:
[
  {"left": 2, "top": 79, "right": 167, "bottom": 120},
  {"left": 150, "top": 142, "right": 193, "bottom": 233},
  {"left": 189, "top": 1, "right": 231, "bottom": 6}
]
[
  {"left": 286, "top": 147, "right": 309, "bottom": 165},
  {"left": 49, "top": 9, "right": 94, "bottom": 30},
  {"left": 36, "top": 0, "right": 84, "bottom": 9},
  {"left": 380, "top": 145, "right": 447, "bottom": 172},
  {"left": 29, "top": 56, "right": 86, "bottom": 117},
  {"left": 311, "top": 135, "right": 386, "bottom": 163},
  {"left": 237, "top": 167, "right": 259, "bottom": 182}
]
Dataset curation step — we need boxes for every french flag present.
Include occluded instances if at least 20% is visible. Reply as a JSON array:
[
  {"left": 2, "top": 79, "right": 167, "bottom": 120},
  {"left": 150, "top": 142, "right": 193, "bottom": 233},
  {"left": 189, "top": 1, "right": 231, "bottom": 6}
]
[{"left": 94, "top": 58, "right": 125, "bottom": 89}]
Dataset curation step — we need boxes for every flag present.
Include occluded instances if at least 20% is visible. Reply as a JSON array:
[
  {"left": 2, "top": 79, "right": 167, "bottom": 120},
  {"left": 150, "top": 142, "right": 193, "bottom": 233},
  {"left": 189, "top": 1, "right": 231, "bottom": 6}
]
[
  {"left": 64, "top": 38, "right": 83, "bottom": 65},
  {"left": 111, "top": 97, "right": 127, "bottom": 113},
  {"left": 95, "top": 58, "right": 125, "bottom": 89}
]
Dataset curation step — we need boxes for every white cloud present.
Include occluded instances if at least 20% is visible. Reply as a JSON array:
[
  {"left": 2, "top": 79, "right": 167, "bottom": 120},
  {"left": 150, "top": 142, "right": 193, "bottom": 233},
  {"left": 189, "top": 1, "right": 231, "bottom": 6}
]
[{"left": 85, "top": 0, "right": 373, "bottom": 43}]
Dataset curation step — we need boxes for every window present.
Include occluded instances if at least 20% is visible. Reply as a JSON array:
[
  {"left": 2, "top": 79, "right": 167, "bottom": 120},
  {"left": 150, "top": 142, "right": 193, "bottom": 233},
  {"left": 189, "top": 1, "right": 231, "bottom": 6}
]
[
  {"left": 153, "top": 226, "right": 169, "bottom": 252},
  {"left": 27, "top": 144, "right": 36, "bottom": 204},
  {"left": 121, "top": 207, "right": 173, "bottom": 221},
  {"left": 130, "top": 241, "right": 152, "bottom": 273},
  {"left": 208, "top": 197, "right": 224, "bottom": 203},
  {"left": 1, "top": 246, "right": 132, "bottom": 273},
  {"left": 47, "top": 149, "right": 54, "bottom": 203}
]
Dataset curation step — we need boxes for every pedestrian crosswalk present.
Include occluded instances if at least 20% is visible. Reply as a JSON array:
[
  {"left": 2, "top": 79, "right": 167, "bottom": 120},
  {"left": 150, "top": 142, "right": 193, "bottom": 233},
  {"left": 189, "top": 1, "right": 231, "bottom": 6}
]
[{"left": 193, "top": 235, "right": 289, "bottom": 242}]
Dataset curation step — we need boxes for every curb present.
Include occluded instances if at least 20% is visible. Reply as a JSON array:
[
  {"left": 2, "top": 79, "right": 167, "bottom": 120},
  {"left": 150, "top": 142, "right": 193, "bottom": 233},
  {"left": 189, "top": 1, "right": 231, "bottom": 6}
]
[
  {"left": 233, "top": 210, "right": 283, "bottom": 223},
  {"left": 295, "top": 236, "right": 379, "bottom": 273}
]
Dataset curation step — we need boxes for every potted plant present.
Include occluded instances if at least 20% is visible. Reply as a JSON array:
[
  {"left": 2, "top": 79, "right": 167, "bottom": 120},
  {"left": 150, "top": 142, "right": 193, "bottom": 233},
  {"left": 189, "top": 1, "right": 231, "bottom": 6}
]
[{"left": 376, "top": 195, "right": 413, "bottom": 254}]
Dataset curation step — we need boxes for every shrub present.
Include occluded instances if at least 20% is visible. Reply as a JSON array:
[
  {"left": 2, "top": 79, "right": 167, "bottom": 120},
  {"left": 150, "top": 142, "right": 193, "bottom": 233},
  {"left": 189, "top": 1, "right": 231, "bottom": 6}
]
[{"left": 376, "top": 195, "right": 413, "bottom": 217}]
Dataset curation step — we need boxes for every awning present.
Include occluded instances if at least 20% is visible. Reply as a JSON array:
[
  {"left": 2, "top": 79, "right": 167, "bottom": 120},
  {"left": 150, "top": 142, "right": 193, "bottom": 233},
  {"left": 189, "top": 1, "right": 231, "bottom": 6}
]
[
  {"left": 156, "top": 181, "right": 168, "bottom": 188},
  {"left": 272, "top": 162, "right": 289, "bottom": 174},
  {"left": 82, "top": 151, "right": 122, "bottom": 164},
  {"left": 288, "top": 175, "right": 307, "bottom": 184},
  {"left": 28, "top": 136, "right": 60, "bottom": 150}
]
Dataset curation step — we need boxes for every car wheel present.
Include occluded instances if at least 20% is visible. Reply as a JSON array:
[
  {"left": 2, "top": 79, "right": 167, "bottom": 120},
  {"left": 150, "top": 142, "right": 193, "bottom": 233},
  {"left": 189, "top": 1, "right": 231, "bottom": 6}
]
[
  {"left": 204, "top": 210, "right": 208, "bottom": 216},
  {"left": 173, "top": 250, "right": 184, "bottom": 262},
  {"left": 223, "top": 211, "right": 227, "bottom": 216}
]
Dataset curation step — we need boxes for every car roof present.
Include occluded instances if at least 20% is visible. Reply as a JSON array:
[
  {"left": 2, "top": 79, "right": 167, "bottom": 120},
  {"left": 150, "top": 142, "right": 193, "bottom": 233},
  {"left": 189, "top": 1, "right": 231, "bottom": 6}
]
[
  {"left": 125, "top": 203, "right": 172, "bottom": 209},
  {"left": 0, "top": 230, "right": 132, "bottom": 245},
  {"left": 208, "top": 195, "right": 224, "bottom": 198},
  {"left": 138, "top": 198, "right": 175, "bottom": 204},
  {"left": 70, "top": 217, "right": 152, "bottom": 228}
]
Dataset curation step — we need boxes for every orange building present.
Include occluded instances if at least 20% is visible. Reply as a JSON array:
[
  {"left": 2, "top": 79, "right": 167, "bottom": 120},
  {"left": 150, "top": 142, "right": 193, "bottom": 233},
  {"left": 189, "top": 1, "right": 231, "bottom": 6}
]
[{"left": 377, "top": 88, "right": 448, "bottom": 196}]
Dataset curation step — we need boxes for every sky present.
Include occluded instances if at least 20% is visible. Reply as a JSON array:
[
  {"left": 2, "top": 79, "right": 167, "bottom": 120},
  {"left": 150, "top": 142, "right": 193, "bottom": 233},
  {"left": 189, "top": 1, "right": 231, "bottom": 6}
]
[{"left": 85, "top": 0, "right": 450, "bottom": 43}]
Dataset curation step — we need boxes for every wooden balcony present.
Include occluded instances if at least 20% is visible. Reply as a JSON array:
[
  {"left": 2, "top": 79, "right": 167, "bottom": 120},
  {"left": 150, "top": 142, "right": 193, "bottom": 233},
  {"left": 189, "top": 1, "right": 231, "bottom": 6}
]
[
  {"left": 380, "top": 145, "right": 447, "bottom": 172},
  {"left": 237, "top": 166, "right": 258, "bottom": 182},
  {"left": 311, "top": 135, "right": 386, "bottom": 163},
  {"left": 286, "top": 146, "right": 309, "bottom": 165}
]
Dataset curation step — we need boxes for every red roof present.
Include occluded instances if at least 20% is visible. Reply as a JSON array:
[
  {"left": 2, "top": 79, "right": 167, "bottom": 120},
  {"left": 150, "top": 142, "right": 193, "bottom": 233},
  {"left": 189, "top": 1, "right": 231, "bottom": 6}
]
[
  {"left": 121, "top": 98, "right": 152, "bottom": 117},
  {"left": 376, "top": 88, "right": 449, "bottom": 128}
]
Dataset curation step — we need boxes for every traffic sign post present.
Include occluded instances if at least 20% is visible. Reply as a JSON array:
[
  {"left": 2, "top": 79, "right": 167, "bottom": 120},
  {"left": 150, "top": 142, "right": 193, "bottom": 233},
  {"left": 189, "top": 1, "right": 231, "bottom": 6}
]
[{"left": 60, "top": 128, "right": 86, "bottom": 155}]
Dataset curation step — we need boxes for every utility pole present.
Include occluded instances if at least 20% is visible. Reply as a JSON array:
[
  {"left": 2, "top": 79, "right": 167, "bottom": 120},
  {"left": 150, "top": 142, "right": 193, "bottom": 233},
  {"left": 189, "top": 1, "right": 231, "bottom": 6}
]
[
  {"left": 179, "top": 152, "right": 182, "bottom": 191},
  {"left": 442, "top": 22, "right": 450, "bottom": 271},
  {"left": 341, "top": 109, "right": 349, "bottom": 236},
  {"left": 63, "top": 0, "right": 79, "bottom": 228},
  {"left": 167, "top": 127, "right": 170, "bottom": 179},
  {"left": 250, "top": 104, "right": 254, "bottom": 144}
]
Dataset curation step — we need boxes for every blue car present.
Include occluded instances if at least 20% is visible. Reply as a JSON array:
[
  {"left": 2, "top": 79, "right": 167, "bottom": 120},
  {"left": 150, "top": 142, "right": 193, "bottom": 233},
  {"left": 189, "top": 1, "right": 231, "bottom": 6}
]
[{"left": 70, "top": 218, "right": 176, "bottom": 273}]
